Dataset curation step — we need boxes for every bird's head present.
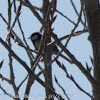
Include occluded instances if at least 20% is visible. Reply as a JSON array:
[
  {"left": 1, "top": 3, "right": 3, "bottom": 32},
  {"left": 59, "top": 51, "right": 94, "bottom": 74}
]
[{"left": 28, "top": 32, "right": 42, "bottom": 42}]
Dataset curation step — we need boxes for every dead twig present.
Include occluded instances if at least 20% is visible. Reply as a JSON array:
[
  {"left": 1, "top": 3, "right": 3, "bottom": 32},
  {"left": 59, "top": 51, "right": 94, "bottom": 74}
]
[
  {"left": 0, "top": 85, "right": 15, "bottom": 99},
  {"left": 54, "top": 75, "right": 70, "bottom": 100},
  {"left": 55, "top": 58, "right": 94, "bottom": 100}
]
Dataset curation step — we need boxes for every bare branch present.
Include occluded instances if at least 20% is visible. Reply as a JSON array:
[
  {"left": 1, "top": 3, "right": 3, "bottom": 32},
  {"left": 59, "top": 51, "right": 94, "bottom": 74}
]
[
  {"left": 70, "top": 0, "right": 85, "bottom": 26},
  {"left": 54, "top": 75, "right": 70, "bottom": 100},
  {"left": 17, "top": 75, "right": 28, "bottom": 90},
  {"left": 51, "top": 32, "right": 96, "bottom": 86},
  {"left": 0, "top": 59, "right": 4, "bottom": 68},
  {"left": 18, "top": 0, "right": 45, "bottom": 25},
  {"left": 55, "top": 59, "right": 94, "bottom": 100},
  {"left": 0, "top": 38, "right": 65, "bottom": 100},
  {"left": 0, "top": 85, "right": 15, "bottom": 99},
  {"left": 56, "top": 9, "right": 75, "bottom": 25},
  {"left": 8, "top": 0, "right": 11, "bottom": 29},
  {"left": 47, "top": 29, "right": 88, "bottom": 48},
  {"left": 5, "top": 3, "right": 22, "bottom": 42}
]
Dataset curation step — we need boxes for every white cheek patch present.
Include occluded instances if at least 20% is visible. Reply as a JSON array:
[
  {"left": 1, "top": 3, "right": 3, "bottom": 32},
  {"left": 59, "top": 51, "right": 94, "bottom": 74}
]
[{"left": 31, "top": 35, "right": 38, "bottom": 40}]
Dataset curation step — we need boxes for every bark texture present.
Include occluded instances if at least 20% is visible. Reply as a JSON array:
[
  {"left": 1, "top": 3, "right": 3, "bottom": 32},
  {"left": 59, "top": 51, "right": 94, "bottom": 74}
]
[
  {"left": 85, "top": 0, "right": 100, "bottom": 99},
  {"left": 42, "top": 1, "right": 54, "bottom": 100}
]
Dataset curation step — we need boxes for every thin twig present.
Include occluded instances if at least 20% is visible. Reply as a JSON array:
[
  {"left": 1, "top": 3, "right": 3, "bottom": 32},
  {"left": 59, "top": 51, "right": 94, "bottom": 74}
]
[
  {"left": 0, "top": 38, "right": 65, "bottom": 100},
  {"left": 18, "top": 54, "right": 43, "bottom": 90},
  {"left": 17, "top": 75, "right": 28, "bottom": 90},
  {"left": 2, "top": 77, "right": 12, "bottom": 84},
  {"left": 5, "top": 3, "right": 22, "bottom": 42},
  {"left": 70, "top": 0, "right": 85, "bottom": 26},
  {"left": 54, "top": 75, "right": 70, "bottom": 100},
  {"left": 47, "top": 29, "right": 88, "bottom": 48},
  {"left": 51, "top": 32, "right": 96, "bottom": 86},
  {"left": 55, "top": 59, "right": 94, "bottom": 100},
  {"left": 47, "top": 6, "right": 83, "bottom": 66},
  {"left": 56, "top": 9, "right": 75, "bottom": 25},
  {"left": 65, "top": 2, "right": 83, "bottom": 47},
  {"left": 0, "top": 85, "right": 15, "bottom": 99},
  {"left": 18, "top": 0, "right": 45, "bottom": 25},
  {"left": 8, "top": 0, "right": 11, "bottom": 29},
  {"left": 17, "top": 17, "right": 35, "bottom": 63}
]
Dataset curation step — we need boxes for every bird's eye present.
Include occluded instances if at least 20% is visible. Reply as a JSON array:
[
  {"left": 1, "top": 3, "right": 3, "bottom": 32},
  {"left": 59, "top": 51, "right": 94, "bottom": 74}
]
[{"left": 31, "top": 35, "right": 38, "bottom": 40}]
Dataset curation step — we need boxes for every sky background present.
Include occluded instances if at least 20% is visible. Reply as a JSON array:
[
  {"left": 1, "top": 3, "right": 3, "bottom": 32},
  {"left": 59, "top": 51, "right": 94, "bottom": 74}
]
[{"left": 0, "top": 0, "right": 93, "bottom": 100}]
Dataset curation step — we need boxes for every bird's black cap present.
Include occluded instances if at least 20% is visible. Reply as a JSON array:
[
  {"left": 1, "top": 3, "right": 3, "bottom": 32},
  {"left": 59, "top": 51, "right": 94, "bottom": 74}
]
[{"left": 28, "top": 32, "right": 42, "bottom": 41}]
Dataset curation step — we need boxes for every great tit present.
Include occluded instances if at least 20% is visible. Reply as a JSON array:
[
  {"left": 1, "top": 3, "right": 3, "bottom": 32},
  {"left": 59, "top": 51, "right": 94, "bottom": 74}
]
[
  {"left": 28, "top": 32, "right": 42, "bottom": 51},
  {"left": 28, "top": 32, "right": 72, "bottom": 63}
]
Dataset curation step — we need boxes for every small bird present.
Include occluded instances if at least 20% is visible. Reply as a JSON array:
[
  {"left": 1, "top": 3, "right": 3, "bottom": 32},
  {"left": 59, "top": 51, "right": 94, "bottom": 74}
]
[
  {"left": 28, "top": 32, "right": 72, "bottom": 63},
  {"left": 28, "top": 32, "right": 42, "bottom": 51}
]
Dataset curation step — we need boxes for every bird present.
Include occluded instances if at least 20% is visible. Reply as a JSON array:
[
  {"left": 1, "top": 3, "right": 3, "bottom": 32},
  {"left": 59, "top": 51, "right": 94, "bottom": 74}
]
[
  {"left": 28, "top": 32, "right": 72, "bottom": 63},
  {"left": 28, "top": 32, "right": 42, "bottom": 51}
]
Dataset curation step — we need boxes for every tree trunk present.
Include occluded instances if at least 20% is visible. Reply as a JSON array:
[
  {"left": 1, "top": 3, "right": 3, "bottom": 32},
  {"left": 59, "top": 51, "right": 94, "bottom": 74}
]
[
  {"left": 84, "top": 0, "right": 100, "bottom": 100},
  {"left": 42, "top": 1, "right": 54, "bottom": 100}
]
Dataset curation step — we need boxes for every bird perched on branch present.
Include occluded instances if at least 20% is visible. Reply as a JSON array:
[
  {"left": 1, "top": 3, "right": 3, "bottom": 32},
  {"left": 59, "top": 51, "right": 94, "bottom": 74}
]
[{"left": 28, "top": 32, "right": 72, "bottom": 63}]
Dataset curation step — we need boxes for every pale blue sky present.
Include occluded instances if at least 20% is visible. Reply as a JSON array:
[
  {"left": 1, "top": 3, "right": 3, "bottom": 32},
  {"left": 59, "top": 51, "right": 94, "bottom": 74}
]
[{"left": 0, "top": 0, "right": 93, "bottom": 100}]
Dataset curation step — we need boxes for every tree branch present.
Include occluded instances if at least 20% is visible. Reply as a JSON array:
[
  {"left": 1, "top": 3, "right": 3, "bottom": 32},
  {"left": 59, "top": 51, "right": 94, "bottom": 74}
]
[
  {"left": 51, "top": 32, "right": 96, "bottom": 86},
  {"left": 55, "top": 59, "right": 94, "bottom": 100},
  {"left": 0, "top": 38, "right": 65, "bottom": 100}
]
